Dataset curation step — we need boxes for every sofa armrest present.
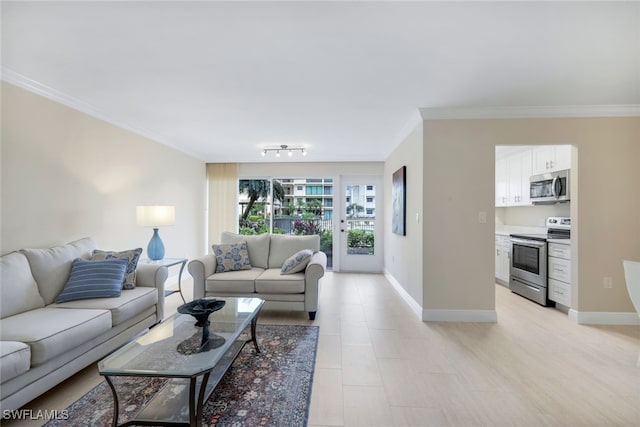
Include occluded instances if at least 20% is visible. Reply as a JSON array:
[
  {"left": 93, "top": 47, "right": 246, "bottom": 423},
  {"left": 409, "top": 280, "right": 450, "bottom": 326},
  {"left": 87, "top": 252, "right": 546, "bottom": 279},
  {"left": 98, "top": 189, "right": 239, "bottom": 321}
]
[
  {"left": 188, "top": 255, "right": 217, "bottom": 300},
  {"left": 135, "top": 264, "right": 168, "bottom": 322},
  {"left": 304, "top": 251, "right": 327, "bottom": 316}
]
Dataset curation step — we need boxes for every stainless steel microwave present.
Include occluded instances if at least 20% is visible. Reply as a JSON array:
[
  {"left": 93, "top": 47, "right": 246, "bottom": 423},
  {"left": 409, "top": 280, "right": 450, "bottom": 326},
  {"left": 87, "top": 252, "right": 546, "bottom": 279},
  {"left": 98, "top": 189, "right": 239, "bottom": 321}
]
[{"left": 530, "top": 169, "right": 570, "bottom": 204}]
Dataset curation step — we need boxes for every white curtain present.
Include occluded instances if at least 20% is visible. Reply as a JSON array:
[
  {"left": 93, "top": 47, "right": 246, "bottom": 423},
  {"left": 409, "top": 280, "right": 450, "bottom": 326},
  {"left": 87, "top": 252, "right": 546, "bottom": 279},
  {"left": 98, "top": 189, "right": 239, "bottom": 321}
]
[{"left": 206, "top": 163, "right": 238, "bottom": 249}]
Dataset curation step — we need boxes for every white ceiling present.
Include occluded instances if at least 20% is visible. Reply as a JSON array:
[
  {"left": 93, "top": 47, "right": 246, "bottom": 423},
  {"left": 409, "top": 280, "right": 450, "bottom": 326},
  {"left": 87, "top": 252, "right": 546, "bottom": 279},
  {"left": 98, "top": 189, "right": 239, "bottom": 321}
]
[{"left": 2, "top": 1, "right": 639, "bottom": 163}]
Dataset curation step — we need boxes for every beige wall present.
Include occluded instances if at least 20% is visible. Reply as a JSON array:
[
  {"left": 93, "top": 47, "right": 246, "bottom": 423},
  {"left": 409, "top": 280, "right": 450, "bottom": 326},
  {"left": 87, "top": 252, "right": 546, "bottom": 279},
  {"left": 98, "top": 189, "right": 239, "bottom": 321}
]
[
  {"left": 421, "top": 117, "right": 640, "bottom": 315},
  {"left": 238, "top": 162, "right": 384, "bottom": 178},
  {"left": 384, "top": 124, "right": 423, "bottom": 306},
  {"left": 422, "top": 120, "right": 497, "bottom": 312},
  {"left": 496, "top": 204, "right": 570, "bottom": 228},
  {"left": 1, "top": 82, "right": 207, "bottom": 260}
]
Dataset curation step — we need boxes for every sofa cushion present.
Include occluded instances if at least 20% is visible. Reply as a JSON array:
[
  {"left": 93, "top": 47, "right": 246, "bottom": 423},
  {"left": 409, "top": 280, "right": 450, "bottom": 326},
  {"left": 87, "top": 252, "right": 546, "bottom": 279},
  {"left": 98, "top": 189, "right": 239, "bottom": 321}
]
[
  {"left": 0, "top": 341, "right": 31, "bottom": 383},
  {"left": 212, "top": 242, "right": 252, "bottom": 273},
  {"left": 221, "top": 232, "right": 270, "bottom": 269},
  {"left": 0, "top": 252, "right": 45, "bottom": 319},
  {"left": 53, "top": 287, "right": 157, "bottom": 326},
  {"left": 205, "top": 268, "right": 264, "bottom": 293},
  {"left": 55, "top": 258, "right": 127, "bottom": 303},
  {"left": 91, "top": 248, "right": 143, "bottom": 289},
  {"left": 268, "top": 234, "right": 320, "bottom": 268},
  {"left": 21, "top": 237, "right": 96, "bottom": 305},
  {"left": 281, "top": 249, "right": 313, "bottom": 275},
  {"left": 0, "top": 307, "right": 111, "bottom": 366},
  {"left": 255, "top": 269, "right": 305, "bottom": 294}
]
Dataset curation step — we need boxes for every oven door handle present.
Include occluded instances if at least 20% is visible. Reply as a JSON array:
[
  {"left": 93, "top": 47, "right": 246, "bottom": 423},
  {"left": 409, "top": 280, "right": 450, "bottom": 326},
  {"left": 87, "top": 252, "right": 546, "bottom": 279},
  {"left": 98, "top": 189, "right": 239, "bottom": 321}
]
[{"left": 510, "top": 238, "right": 546, "bottom": 248}]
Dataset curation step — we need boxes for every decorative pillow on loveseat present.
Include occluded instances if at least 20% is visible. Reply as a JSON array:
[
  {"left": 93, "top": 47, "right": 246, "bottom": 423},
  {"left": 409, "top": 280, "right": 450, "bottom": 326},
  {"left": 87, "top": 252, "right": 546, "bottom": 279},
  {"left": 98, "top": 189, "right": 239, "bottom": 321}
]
[
  {"left": 55, "top": 257, "right": 128, "bottom": 303},
  {"left": 212, "top": 242, "right": 252, "bottom": 273},
  {"left": 281, "top": 249, "right": 314, "bottom": 275},
  {"left": 91, "top": 248, "right": 142, "bottom": 289}
]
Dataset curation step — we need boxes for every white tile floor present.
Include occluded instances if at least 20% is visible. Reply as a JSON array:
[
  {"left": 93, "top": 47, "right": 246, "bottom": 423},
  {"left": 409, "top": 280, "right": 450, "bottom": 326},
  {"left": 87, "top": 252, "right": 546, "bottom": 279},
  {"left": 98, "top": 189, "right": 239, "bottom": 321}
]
[{"left": 6, "top": 271, "right": 640, "bottom": 426}]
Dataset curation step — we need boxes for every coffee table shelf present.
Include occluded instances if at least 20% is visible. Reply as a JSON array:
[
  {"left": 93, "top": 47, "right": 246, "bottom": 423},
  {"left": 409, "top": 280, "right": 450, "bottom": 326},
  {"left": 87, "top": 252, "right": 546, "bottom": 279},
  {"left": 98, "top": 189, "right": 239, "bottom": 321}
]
[{"left": 99, "top": 297, "right": 264, "bottom": 427}]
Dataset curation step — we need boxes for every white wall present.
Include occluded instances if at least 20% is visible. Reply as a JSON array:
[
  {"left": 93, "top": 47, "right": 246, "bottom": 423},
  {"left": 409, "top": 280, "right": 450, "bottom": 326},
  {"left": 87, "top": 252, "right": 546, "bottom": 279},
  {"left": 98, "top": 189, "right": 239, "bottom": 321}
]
[{"left": 1, "top": 82, "right": 206, "bottom": 260}]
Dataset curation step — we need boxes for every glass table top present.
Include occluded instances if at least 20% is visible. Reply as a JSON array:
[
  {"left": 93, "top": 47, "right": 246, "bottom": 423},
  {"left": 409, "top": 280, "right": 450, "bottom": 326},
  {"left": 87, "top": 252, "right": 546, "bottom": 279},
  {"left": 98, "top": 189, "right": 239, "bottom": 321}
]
[{"left": 98, "top": 297, "right": 264, "bottom": 378}]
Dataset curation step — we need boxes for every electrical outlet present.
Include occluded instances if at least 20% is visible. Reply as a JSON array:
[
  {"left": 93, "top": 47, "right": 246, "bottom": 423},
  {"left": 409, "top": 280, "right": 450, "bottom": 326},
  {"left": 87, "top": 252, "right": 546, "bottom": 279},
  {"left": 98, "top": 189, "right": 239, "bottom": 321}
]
[
  {"left": 478, "top": 211, "right": 487, "bottom": 224},
  {"left": 604, "top": 277, "right": 613, "bottom": 289}
]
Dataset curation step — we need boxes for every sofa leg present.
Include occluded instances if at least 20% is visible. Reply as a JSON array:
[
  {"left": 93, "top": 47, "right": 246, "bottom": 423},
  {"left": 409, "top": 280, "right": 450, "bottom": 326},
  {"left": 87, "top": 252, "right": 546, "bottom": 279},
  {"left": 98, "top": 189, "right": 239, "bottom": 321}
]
[{"left": 308, "top": 311, "right": 316, "bottom": 321}]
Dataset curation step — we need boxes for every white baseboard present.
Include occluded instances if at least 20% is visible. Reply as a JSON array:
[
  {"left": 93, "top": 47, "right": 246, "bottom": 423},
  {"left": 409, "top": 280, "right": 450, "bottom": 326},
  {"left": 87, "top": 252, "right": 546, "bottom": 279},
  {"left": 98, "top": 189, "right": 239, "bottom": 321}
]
[
  {"left": 383, "top": 270, "right": 423, "bottom": 320},
  {"left": 569, "top": 309, "right": 640, "bottom": 325},
  {"left": 383, "top": 270, "right": 497, "bottom": 323},
  {"left": 422, "top": 309, "right": 497, "bottom": 323}
]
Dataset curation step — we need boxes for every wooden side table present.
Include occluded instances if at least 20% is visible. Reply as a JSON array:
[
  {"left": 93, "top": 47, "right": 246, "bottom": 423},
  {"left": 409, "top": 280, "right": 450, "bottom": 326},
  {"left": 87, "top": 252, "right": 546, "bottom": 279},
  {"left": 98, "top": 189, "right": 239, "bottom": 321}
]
[{"left": 140, "top": 257, "right": 188, "bottom": 303}]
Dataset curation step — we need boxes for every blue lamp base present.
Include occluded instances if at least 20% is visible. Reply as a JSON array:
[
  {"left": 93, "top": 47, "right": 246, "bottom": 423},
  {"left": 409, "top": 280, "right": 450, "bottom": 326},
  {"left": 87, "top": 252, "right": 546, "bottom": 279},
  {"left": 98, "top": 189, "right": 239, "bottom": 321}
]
[{"left": 147, "top": 228, "right": 165, "bottom": 261}]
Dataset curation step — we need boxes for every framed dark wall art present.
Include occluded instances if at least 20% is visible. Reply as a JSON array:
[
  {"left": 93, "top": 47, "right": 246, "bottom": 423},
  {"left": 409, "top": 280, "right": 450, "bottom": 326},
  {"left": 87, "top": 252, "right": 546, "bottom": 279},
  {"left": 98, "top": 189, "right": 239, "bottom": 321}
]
[{"left": 392, "top": 166, "right": 406, "bottom": 236}]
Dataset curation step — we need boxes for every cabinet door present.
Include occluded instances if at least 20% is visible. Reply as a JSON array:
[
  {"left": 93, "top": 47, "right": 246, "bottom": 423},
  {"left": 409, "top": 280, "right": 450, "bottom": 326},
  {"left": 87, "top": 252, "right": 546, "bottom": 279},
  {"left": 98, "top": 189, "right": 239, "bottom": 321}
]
[
  {"left": 500, "top": 246, "right": 511, "bottom": 282},
  {"left": 553, "top": 145, "right": 571, "bottom": 171},
  {"left": 549, "top": 257, "right": 571, "bottom": 283},
  {"left": 495, "top": 244, "right": 501, "bottom": 279},
  {"left": 532, "top": 146, "right": 555, "bottom": 175},
  {"left": 548, "top": 242, "right": 571, "bottom": 260},
  {"left": 518, "top": 150, "right": 532, "bottom": 205},
  {"left": 549, "top": 278, "right": 571, "bottom": 306},
  {"left": 495, "top": 158, "right": 508, "bottom": 207},
  {"left": 507, "top": 155, "right": 522, "bottom": 205}
]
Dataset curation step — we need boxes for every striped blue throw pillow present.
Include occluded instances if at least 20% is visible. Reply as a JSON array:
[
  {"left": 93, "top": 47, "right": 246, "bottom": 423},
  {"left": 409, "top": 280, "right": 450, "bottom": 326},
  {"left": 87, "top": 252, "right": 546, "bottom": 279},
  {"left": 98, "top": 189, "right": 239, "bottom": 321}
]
[{"left": 55, "top": 257, "right": 127, "bottom": 303}]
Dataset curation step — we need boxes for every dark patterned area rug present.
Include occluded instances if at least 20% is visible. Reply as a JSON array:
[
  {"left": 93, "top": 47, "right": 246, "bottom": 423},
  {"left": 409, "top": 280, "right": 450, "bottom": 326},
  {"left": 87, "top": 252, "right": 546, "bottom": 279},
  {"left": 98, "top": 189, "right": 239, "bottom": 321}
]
[{"left": 45, "top": 324, "right": 318, "bottom": 427}]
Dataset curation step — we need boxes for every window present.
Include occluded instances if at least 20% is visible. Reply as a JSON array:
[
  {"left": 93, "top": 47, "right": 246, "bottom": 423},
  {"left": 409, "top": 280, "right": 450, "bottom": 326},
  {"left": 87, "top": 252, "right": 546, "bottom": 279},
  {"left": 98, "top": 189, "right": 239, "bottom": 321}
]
[
  {"left": 306, "top": 185, "right": 323, "bottom": 195},
  {"left": 366, "top": 197, "right": 373, "bottom": 203},
  {"left": 366, "top": 185, "right": 374, "bottom": 191},
  {"left": 366, "top": 208, "right": 374, "bottom": 215},
  {"left": 238, "top": 176, "right": 334, "bottom": 269}
]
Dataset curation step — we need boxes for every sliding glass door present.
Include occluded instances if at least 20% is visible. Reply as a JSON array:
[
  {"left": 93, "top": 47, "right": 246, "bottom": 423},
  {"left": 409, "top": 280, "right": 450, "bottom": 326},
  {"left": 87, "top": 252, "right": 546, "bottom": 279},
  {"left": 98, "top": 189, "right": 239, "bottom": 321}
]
[{"left": 238, "top": 178, "right": 334, "bottom": 269}]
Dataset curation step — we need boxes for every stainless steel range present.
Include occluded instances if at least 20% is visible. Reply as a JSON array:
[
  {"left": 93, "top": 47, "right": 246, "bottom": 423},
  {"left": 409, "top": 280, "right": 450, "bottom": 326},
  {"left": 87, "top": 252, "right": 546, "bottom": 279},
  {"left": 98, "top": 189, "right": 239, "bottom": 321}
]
[{"left": 509, "top": 217, "right": 570, "bottom": 306}]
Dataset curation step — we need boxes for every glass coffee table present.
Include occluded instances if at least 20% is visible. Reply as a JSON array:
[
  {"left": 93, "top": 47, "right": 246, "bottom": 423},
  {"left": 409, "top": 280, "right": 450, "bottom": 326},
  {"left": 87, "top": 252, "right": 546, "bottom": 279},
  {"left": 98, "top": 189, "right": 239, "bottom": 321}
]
[{"left": 98, "top": 297, "right": 264, "bottom": 427}]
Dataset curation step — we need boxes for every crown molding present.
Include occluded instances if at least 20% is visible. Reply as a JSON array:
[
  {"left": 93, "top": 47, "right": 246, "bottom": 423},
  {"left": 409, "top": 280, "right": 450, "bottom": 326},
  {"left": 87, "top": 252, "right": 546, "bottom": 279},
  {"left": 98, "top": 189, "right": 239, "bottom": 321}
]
[
  {"left": 1, "top": 67, "right": 201, "bottom": 159},
  {"left": 420, "top": 104, "right": 640, "bottom": 120},
  {"left": 385, "top": 109, "right": 423, "bottom": 158}
]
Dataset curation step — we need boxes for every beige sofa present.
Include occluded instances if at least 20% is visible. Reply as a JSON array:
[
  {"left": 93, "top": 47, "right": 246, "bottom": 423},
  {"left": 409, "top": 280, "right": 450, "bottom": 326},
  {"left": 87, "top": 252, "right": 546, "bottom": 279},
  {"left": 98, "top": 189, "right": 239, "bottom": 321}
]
[
  {"left": 188, "top": 232, "right": 326, "bottom": 320},
  {"left": 0, "top": 237, "right": 168, "bottom": 411}
]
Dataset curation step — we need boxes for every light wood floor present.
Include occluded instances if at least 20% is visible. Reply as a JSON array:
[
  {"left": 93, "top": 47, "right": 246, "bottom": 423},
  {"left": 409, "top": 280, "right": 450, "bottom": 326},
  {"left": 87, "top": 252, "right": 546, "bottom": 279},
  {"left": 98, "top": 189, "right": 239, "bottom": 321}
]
[{"left": 6, "top": 272, "right": 640, "bottom": 426}]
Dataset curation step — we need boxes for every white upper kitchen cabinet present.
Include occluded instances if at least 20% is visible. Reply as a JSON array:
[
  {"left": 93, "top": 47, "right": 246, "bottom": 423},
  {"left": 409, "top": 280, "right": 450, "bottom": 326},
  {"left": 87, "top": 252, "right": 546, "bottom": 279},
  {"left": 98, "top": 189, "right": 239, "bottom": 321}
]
[
  {"left": 531, "top": 145, "right": 571, "bottom": 175},
  {"left": 496, "top": 158, "right": 508, "bottom": 207},
  {"left": 507, "top": 150, "right": 532, "bottom": 206},
  {"left": 495, "top": 148, "right": 532, "bottom": 207}
]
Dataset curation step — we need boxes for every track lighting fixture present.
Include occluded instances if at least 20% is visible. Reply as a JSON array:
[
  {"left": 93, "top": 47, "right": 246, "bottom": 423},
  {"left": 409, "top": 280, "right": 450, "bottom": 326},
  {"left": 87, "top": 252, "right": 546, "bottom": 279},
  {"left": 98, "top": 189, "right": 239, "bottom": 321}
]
[{"left": 260, "top": 144, "right": 307, "bottom": 158}]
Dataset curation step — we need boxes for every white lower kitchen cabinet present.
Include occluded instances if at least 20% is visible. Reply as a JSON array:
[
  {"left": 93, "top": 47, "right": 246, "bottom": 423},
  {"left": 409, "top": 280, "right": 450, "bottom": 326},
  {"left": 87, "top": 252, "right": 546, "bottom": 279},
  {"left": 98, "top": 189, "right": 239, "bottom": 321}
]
[
  {"left": 548, "top": 241, "right": 571, "bottom": 307},
  {"left": 495, "top": 235, "right": 511, "bottom": 285}
]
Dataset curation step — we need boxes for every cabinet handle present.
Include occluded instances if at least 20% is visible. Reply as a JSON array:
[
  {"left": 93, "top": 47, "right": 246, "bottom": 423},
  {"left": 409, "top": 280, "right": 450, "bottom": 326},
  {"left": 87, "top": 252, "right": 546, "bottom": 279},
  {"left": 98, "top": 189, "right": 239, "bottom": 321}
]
[
  {"left": 550, "top": 160, "right": 554, "bottom": 169},
  {"left": 546, "top": 161, "right": 549, "bottom": 169}
]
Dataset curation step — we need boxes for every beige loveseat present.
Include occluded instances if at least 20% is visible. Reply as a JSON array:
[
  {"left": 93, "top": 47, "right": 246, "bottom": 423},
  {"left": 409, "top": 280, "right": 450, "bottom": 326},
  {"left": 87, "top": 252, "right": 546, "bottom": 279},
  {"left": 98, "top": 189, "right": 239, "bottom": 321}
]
[
  {"left": 0, "top": 237, "right": 168, "bottom": 411},
  {"left": 188, "top": 232, "right": 326, "bottom": 320}
]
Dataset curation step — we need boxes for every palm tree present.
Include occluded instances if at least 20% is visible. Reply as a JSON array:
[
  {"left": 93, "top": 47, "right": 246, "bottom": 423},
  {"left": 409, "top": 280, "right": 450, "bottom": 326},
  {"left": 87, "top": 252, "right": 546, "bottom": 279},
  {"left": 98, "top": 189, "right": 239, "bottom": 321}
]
[
  {"left": 346, "top": 203, "right": 364, "bottom": 218},
  {"left": 239, "top": 180, "right": 284, "bottom": 220}
]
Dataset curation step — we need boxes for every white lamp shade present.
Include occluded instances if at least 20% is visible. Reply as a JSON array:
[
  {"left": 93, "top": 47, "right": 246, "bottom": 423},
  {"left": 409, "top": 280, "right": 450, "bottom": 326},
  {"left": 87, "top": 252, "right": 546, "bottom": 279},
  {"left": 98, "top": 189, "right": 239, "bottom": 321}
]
[{"left": 136, "top": 206, "right": 175, "bottom": 227}]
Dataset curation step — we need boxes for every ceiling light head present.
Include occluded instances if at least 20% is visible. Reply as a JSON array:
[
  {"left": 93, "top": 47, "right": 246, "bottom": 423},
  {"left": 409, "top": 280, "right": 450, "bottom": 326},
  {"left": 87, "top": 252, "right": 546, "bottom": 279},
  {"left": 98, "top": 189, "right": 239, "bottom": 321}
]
[
  {"left": 261, "top": 149, "right": 267, "bottom": 157},
  {"left": 276, "top": 150, "right": 281, "bottom": 157},
  {"left": 302, "top": 148, "right": 307, "bottom": 156},
  {"left": 288, "top": 149, "right": 293, "bottom": 157}
]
